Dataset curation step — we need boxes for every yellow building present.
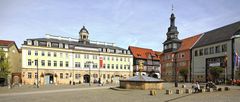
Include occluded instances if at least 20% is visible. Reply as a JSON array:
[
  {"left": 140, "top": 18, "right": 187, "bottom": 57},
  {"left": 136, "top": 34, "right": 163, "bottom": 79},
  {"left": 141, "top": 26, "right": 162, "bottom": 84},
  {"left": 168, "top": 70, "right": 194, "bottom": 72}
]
[{"left": 21, "top": 26, "right": 133, "bottom": 85}]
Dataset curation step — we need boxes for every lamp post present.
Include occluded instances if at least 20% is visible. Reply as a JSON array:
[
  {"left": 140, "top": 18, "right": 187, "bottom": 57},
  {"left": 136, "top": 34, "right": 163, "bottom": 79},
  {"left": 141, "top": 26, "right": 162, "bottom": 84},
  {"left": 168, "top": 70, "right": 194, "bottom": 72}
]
[
  {"left": 224, "top": 53, "right": 228, "bottom": 84},
  {"left": 86, "top": 61, "right": 93, "bottom": 86},
  {"left": 172, "top": 52, "right": 178, "bottom": 87},
  {"left": 34, "top": 59, "right": 39, "bottom": 88}
]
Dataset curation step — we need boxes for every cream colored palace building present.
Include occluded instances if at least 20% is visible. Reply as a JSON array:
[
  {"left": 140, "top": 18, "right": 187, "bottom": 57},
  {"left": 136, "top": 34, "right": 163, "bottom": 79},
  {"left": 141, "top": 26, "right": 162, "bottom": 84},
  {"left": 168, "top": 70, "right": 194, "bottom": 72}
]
[{"left": 21, "top": 26, "right": 133, "bottom": 85}]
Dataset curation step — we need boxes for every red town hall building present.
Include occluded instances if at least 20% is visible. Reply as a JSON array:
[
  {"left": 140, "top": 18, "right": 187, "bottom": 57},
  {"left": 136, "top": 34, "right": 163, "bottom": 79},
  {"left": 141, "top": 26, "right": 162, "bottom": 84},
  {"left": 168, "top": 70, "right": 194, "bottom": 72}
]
[{"left": 160, "top": 13, "right": 202, "bottom": 82}]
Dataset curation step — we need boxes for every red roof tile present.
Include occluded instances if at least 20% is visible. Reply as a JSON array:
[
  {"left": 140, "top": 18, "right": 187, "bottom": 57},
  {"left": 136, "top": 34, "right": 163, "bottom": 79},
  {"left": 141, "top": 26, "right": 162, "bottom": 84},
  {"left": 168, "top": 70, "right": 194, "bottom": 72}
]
[
  {"left": 177, "top": 34, "right": 202, "bottom": 51},
  {"left": 129, "top": 46, "right": 161, "bottom": 60},
  {"left": 0, "top": 40, "right": 14, "bottom": 46}
]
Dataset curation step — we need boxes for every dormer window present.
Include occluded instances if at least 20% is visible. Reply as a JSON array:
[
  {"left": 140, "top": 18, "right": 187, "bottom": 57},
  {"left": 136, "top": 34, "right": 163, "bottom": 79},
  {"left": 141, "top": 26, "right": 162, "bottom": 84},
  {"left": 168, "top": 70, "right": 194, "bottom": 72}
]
[
  {"left": 47, "top": 42, "right": 51, "bottom": 47},
  {"left": 27, "top": 40, "right": 32, "bottom": 45},
  {"left": 59, "top": 43, "right": 63, "bottom": 48},
  {"left": 33, "top": 40, "right": 38, "bottom": 46},
  {"left": 65, "top": 44, "right": 68, "bottom": 49},
  {"left": 137, "top": 54, "right": 141, "bottom": 57}
]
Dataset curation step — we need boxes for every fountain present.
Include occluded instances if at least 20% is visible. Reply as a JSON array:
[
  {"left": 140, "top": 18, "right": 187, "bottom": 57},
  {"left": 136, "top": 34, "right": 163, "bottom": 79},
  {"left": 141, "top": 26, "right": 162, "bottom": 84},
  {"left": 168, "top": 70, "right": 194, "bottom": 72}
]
[{"left": 119, "top": 60, "right": 163, "bottom": 90}]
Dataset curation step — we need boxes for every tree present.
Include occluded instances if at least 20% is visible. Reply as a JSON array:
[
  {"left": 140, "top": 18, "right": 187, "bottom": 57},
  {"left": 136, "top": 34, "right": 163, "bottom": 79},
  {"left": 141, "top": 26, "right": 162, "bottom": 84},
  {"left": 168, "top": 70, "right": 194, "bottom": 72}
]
[
  {"left": 209, "top": 66, "right": 224, "bottom": 82},
  {"left": 0, "top": 50, "right": 10, "bottom": 79},
  {"left": 179, "top": 68, "right": 188, "bottom": 82}
]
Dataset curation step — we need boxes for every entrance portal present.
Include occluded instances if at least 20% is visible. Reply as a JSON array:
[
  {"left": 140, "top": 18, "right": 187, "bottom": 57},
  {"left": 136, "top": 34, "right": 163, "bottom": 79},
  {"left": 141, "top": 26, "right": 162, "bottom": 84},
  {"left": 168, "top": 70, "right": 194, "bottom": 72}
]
[
  {"left": 83, "top": 74, "right": 90, "bottom": 83},
  {"left": 45, "top": 73, "right": 54, "bottom": 84}
]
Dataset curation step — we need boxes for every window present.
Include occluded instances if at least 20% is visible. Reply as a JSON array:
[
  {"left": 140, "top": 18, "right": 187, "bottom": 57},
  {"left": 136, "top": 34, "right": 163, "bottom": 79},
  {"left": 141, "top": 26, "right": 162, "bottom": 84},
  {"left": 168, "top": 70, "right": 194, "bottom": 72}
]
[
  {"left": 84, "top": 63, "right": 90, "bottom": 68},
  {"left": 48, "top": 52, "right": 51, "bottom": 56},
  {"left": 41, "top": 51, "right": 45, "bottom": 56},
  {"left": 28, "top": 50, "right": 31, "bottom": 55},
  {"left": 199, "top": 49, "right": 203, "bottom": 56},
  {"left": 60, "top": 53, "right": 63, "bottom": 58},
  {"left": 54, "top": 52, "right": 57, "bottom": 57},
  {"left": 35, "top": 60, "right": 38, "bottom": 66},
  {"left": 75, "top": 74, "right": 80, "bottom": 79},
  {"left": 116, "top": 57, "right": 118, "bottom": 61},
  {"left": 173, "top": 43, "right": 177, "bottom": 48},
  {"left": 112, "top": 57, "right": 114, "bottom": 61},
  {"left": 66, "top": 53, "right": 68, "bottom": 59},
  {"left": 54, "top": 61, "right": 57, "bottom": 67},
  {"left": 120, "top": 65, "right": 122, "bottom": 69},
  {"left": 65, "top": 73, "right": 69, "bottom": 79},
  {"left": 41, "top": 60, "right": 45, "bottom": 66},
  {"left": 75, "top": 62, "right": 80, "bottom": 68},
  {"left": 107, "top": 74, "right": 110, "bottom": 79},
  {"left": 35, "top": 72, "right": 38, "bottom": 79},
  {"left": 48, "top": 60, "right": 51, "bottom": 66},
  {"left": 35, "top": 50, "right": 38, "bottom": 56},
  {"left": 103, "top": 74, "right": 106, "bottom": 79},
  {"left": 116, "top": 64, "right": 118, "bottom": 69},
  {"left": 210, "top": 47, "right": 214, "bottom": 54},
  {"left": 84, "top": 54, "right": 89, "bottom": 59},
  {"left": 195, "top": 50, "right": 198, "bottom": 56},
  {"left": 128, "top": 65, "right": 130, "bottom": 69},
  {"left": 75, "top": 54, "right": 80, "bottom": 58},
  {"left": 222, "top": 44, "right": 227, "bottom": 52},
  {"left": 112, "top": 64, "right": 114, "bottom": 69},
  {"left": 103, "top": 64, "right": 106, "bottom": 69},
  {"left": 124, "top": 65, "right": 126, "bottom": 69},
  {"left": 204, "top": 48, "right": 209, "bottom": 55},
  {"left": 28, "top": 59, "right": 31, "bottom": 66},
  {"left": 93, "top": 63, "right": 98, "bottom": 68},
  {"left": 215, "top": 46, "right": 220, "bottom": 53},
  {"left": 93, "top": 55, "right": 98, "bottom": 59},
  {"left": 60, "top": 61, "right": 63, "bottom": 67},
  {"left": 120, "top": 58, "right": 122, "bottom": 61},
  {"left": 60, "top": 73, "right": 63, "bottom": 79},
  {"left": 107, "top": 56, "right": 110, "bottom": 60},
  {"left": 107, "top": 64, "right": 110, "bottom": 69},
  {"left": 28, "top": 72, "right": 32, "bottom": 79},
  {"left": 66, "top": 61, "right": 69, "bottom": 67}
]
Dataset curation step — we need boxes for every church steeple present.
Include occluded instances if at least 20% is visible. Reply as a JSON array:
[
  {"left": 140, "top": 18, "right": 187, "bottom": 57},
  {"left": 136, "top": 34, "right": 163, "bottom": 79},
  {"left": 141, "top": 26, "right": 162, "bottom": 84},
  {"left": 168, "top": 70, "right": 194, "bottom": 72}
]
[{"left": 163, "top": 9, "right": 182, "bottom": 53}]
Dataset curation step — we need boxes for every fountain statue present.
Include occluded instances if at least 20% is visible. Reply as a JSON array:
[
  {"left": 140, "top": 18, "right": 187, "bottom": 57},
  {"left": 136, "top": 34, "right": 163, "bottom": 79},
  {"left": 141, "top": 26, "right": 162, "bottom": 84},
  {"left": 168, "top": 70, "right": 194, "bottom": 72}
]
[{"left": 119, "top": 60, "right": 163, "bottom": 90}]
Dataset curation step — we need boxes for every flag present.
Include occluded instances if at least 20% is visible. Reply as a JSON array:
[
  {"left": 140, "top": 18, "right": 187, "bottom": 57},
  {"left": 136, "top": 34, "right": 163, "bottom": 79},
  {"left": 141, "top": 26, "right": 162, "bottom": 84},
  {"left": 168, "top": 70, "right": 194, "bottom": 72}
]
[{"left": 99, "top": 56, "right": 103, "bottom": 68}]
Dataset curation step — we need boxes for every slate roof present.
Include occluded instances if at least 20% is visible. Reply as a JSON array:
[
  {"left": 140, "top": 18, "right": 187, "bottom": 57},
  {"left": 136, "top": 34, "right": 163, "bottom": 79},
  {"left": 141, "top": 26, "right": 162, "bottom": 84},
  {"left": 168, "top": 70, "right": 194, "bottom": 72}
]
[
  {"left": 193, "top": 21, "right": 240, "bottom": 48},
  {"left": 26, "top": 38, "right": 126, "bottom": 50},
  {"left": 128, "top": 46, "right": 161, "bottom": 60},
  {"left": 177, "top": 34, "right": 202, "bottom": 51}
]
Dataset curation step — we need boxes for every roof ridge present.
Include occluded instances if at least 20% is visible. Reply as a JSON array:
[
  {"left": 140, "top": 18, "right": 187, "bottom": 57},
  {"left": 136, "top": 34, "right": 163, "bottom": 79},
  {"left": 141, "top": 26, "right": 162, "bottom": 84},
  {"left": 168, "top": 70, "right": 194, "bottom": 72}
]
[{"left": 204, "top": 21, "right": 240, "bottom": 34}]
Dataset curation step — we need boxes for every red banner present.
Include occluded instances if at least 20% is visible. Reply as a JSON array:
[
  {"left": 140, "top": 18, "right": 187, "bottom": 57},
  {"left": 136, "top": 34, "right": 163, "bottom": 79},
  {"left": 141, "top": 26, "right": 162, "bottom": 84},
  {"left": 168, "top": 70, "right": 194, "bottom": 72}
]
[{"left": 99, "top": 56, "right": 103, "bottom": 68}]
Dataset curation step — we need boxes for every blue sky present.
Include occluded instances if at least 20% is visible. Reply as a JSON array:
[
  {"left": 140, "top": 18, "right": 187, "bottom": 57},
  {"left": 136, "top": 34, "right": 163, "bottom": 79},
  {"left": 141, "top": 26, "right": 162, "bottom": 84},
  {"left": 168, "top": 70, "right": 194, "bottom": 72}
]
[{"left": 1, "top": 0, "right": 240, "bottom": 51}]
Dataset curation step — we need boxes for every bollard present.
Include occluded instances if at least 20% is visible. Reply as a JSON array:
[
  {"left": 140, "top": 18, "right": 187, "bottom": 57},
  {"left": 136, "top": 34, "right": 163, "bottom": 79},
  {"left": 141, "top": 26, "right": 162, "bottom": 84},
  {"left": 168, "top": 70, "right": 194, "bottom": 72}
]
[
  {"left": 218, "top": 88, "right": 222, "bottom": 91},
  {"left": 182, "top": 85, "right": 186, "bottom": 88},
  {"left": 207, "top": 88, "right": 213, "bottom": 92},
  {"left": 200, "top": 88, "right": 205, "bottom": 93},
  {"left": 185, "top": 88, "right": 192, "bottom": 94},
  {"left": 166, "top": 89, "right": 173, "bottom": 95},
  {"left": 224, "top": 87, "right": 230, "bottom": 91},
  {"left": 150, "top": 90, "right": 156, "bottom": 96},
  {"left": 176, "top": 89, "right": 183, "bottom": 94}
]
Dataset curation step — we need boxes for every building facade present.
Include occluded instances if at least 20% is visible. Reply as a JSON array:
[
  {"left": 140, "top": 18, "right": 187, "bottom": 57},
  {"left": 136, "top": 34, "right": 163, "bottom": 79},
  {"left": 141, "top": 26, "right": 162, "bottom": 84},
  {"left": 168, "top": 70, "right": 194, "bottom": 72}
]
[
  {"left": 192, "top": 21, "right": 240, "bottom": 82},
  {"left": 128, "top": 46, "right": 161, "bottom": 78},
  {"left": 160, "top": 13, "right": 201, "bottom": 82},
  {"left": 21, "top": 26, "right": 133, "bottom": 85},
  {"left": 0, "top": 40, "right": 22, "bottom": 85},
  {"left": 0, "top": 40, "right": 21, "bottom": 73}
]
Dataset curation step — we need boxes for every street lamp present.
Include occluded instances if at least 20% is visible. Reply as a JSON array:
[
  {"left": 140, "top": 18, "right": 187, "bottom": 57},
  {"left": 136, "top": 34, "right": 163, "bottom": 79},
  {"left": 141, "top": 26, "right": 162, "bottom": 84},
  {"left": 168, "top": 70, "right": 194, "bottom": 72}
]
[
  {"left": 86, "top": 61, "right": 94, "bottom": 86},
  {"left": 224, "top": 52, "right": 228, "bottom": 84},
  {"left": 172, "top": 52, "right": 178, "bottom": 87},
  {"left": 33, "top": 59, "right": 39, "bottom": 88}
]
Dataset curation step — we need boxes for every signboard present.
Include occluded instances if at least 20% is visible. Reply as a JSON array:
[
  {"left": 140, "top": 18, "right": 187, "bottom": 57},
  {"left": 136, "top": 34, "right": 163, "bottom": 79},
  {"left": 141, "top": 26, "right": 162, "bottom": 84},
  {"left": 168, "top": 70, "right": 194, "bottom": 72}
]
[
  {"left": 209, "top": 63, "right": 220, "bottom": 67},
  {"left": 99, "top": 56, "right": 103, "bottom": 68}
]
